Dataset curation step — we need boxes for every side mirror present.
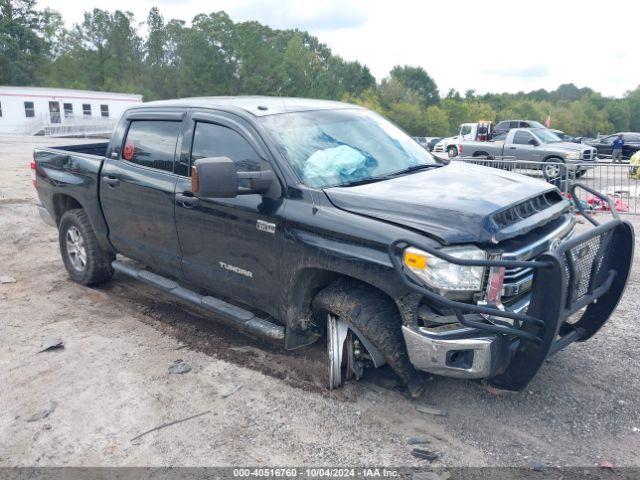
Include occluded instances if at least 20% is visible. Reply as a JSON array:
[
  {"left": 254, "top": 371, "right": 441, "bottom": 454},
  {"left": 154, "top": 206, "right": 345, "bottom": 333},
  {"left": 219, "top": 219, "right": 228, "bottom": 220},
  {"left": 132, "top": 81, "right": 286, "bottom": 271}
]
[
  {"left": 529, "top": 138, "right": 540, "bottom": 146},
  {"left": 191, "top": 156, "right": 275, "bottom": 199}
]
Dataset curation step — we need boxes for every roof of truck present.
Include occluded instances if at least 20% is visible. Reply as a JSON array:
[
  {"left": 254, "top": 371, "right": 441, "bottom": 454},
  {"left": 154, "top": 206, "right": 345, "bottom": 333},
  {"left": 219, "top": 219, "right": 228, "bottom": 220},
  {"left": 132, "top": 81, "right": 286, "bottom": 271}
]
[{"left": 132, "top": 96, "right": 360, "bottom": 117}]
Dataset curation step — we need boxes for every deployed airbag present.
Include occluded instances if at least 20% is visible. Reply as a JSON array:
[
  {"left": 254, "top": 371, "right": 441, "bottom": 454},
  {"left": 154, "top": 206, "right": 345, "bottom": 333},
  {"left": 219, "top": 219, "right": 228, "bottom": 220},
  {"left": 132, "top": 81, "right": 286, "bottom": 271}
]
[{"left": 303, "top": 145, "right": 366, "bottom": 181}]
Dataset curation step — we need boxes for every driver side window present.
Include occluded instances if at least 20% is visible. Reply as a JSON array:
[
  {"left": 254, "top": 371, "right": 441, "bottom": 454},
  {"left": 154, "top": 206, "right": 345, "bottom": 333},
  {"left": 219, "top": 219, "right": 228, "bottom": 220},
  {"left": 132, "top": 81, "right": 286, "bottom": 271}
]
[
  {"left": 513, "top": 131, "right": 534, "bottom": 145},
  {"left": 190, "top": 122, "right": 261, "bottom": 175}
]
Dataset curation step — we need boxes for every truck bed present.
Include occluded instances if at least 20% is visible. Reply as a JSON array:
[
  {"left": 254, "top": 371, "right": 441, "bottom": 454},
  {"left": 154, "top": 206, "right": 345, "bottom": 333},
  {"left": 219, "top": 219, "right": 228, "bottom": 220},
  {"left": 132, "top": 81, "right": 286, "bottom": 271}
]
[{"left": 44, "top": 142, "right": 109, "bottom": 158}]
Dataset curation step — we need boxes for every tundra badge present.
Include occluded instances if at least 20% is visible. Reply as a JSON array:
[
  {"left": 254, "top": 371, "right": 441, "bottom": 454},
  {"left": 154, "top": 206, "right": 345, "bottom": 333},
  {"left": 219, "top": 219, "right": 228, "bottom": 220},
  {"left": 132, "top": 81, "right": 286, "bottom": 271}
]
[
  {"left": 256, "top": 219, "right": 276, "bottom": 234},
  {"left": 219, "top": 262, "right": 253, "bottom": 278}
]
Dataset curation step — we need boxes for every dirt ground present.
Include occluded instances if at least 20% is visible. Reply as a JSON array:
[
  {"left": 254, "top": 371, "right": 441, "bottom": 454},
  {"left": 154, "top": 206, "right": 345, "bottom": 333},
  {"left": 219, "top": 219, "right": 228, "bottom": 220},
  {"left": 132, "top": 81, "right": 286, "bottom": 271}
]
[{"left": 1, "top": 135, "right": 639, "bottom": 468}]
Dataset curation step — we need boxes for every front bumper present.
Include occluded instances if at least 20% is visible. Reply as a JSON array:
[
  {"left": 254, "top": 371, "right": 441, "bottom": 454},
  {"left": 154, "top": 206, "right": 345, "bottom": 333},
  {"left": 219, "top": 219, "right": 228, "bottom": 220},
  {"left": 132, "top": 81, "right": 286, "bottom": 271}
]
[
  {"left": 402, "top": 325, "right": 500, "bottom": 378},
  {"left": 391, "top": 184, "right": 634, "bottom": 390},
  {"left": 566, "top": 159, "right": 596, "bottom": 171}
]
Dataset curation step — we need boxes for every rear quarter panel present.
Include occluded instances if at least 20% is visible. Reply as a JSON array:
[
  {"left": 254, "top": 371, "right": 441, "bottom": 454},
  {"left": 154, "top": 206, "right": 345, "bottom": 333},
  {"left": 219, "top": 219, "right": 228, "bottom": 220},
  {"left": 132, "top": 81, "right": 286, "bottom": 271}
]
[{"left": 34, "top": 148, "right": 112, "bottom": 252}]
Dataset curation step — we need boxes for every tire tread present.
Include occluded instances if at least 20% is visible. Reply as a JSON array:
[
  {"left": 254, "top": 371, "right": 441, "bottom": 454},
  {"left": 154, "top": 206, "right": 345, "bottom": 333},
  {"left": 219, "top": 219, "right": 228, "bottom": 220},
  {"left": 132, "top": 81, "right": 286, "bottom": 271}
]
[
  {"left": 59, "top": 209, "right": 114, "bottom": 286},
  {"left": 313, "top": 279, "right": 423, "bottom": 394}
]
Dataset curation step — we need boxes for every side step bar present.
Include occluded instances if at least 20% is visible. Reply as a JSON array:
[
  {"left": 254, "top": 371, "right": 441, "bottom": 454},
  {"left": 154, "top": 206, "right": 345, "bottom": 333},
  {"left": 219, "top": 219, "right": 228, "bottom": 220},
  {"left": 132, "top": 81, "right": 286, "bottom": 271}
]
[{"left": 111, "top": 260, "right": 285, "bottom": 341}]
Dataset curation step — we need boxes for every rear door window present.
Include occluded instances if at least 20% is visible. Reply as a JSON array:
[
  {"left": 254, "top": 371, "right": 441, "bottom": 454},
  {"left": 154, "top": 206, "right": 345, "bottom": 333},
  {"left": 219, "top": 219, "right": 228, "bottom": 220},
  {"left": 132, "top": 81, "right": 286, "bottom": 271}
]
[{"left": 122, "top": 120, "right": 180, "bottom": 173}]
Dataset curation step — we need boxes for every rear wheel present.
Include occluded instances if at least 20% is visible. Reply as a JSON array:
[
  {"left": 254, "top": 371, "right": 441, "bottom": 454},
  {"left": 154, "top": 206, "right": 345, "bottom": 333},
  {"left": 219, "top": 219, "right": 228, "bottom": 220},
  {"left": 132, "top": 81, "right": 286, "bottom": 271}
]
[{"left": 59, "top": 209, "right": 114, "bottom": 285}]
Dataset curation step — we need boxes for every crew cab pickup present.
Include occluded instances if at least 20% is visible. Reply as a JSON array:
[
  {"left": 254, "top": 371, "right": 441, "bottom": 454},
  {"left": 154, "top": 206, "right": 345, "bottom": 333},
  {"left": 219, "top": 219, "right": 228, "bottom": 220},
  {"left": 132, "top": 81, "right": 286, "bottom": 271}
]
[
  {"left": 459, "top": 127, "right": 598, "bottom": 180},
  {"left": 33, "top": 97, "right": 633, "bottom": 396}
]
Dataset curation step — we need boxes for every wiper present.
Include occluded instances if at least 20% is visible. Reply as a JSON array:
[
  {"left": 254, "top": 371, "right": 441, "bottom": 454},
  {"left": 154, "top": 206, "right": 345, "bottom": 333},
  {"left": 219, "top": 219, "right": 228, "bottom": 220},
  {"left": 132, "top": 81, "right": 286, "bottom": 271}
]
[
  {"left": 388, "top": 163, "right": 441, "bottom": 177},
  {"left": 339, "top": 176, "right": 391, "bottom": 187}
]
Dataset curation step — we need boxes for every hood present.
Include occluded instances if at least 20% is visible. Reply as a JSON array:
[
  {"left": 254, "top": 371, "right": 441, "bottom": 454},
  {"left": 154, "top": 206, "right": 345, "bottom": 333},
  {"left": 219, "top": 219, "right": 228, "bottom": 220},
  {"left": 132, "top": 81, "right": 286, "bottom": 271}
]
[
  {"left": 544, "top": 141, "right": 590, "bottom": 152},
  {"left": 436, "top": 136, "right": 458, "bottom": 146},
  {"left": 324, "top": 162, "right": 565, "bottom": 244}
]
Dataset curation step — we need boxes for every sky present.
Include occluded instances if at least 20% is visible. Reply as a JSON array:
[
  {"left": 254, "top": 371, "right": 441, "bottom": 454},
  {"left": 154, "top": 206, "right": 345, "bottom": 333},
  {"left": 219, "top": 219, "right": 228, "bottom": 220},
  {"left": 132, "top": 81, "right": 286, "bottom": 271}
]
[{"left": 38, "top": 0, "right": 639, "bottom": 98}]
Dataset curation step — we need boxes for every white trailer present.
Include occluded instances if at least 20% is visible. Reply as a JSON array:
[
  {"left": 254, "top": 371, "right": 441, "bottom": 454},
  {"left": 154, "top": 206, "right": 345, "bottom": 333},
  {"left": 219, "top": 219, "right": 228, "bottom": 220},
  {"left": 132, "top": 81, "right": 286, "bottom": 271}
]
[{"left": 0, "top": 86, "right": 143, "bottom": 136}]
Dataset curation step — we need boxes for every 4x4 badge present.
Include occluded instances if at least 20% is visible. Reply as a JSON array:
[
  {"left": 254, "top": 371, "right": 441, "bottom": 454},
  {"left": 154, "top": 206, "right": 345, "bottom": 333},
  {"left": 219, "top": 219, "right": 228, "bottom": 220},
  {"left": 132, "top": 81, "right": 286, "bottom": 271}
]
[{"left": 256, "top": 220, "right": 276, "bottom": 234}]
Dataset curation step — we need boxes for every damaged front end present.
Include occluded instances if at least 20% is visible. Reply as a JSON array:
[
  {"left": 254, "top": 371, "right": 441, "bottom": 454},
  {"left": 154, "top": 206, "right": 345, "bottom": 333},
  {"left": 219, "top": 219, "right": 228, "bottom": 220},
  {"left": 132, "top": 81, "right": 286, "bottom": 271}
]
[{"left": 389, "top": 185, "right": 634, "bottom": 391}]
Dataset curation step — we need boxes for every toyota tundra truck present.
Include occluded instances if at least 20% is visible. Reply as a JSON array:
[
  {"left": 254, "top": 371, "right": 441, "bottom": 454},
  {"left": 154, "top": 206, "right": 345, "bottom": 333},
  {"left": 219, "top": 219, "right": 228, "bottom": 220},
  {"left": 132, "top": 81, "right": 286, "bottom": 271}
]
[{"left": 33, "top": 97, "right": 634, "bottom": 396}]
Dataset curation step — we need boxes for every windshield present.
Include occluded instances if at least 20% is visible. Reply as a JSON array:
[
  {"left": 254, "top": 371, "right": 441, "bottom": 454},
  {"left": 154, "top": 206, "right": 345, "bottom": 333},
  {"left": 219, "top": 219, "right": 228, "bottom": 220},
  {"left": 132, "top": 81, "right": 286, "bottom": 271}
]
[
  {"left": 528, "top": 121, "right": 545, "bottom": 129},
  {"left": 260, "top": 109, "right": 438, "bottom": 188},
  {"left": 531, "top": 128, "right": 562, "bottom": 143}
]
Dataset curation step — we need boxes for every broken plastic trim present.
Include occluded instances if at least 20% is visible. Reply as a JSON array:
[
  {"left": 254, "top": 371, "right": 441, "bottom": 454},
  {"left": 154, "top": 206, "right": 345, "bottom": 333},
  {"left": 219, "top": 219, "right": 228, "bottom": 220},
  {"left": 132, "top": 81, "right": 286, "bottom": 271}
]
[
  {"left": 389, "top": 241, "right": 551, "bottom": 344},
  {"left": 389, "top": 184, "right": 631, "bottom": 347}
]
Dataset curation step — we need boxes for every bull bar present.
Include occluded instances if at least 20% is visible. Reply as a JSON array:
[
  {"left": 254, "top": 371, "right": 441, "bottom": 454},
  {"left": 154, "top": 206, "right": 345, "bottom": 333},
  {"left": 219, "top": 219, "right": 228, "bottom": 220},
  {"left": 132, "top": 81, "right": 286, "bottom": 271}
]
[{"left": 389, "top": 184, "right": 634, "bottom": 391}]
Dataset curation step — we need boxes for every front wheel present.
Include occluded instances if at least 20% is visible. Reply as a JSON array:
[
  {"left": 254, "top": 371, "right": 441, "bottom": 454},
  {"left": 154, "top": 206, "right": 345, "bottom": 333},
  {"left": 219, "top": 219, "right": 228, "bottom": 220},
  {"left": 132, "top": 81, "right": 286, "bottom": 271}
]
[
  {"left": 542, "top": 158, "right": 565, "bottom": 181},
  {"left": 447, "top": 146, "right": 458, "bottom": 158},
  {"left": 313, "top": 279, "right": 425, "bottom": 396},
  {"left": 59, "top": 209, "right": 114, "bottom": 285}
]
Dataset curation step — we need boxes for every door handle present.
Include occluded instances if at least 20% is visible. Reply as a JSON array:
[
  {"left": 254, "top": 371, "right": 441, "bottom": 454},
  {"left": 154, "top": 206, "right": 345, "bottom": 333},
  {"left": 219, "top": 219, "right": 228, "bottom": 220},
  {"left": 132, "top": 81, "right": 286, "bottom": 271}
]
[
  {"left": 103, "top": 176, "right": 120, "bottom": 187},
  {"left": 175, "top": 192, "right": 199, "bottom": 207},
  {"left": 509, "top": 146, "right": 517, "bottom": 150}
]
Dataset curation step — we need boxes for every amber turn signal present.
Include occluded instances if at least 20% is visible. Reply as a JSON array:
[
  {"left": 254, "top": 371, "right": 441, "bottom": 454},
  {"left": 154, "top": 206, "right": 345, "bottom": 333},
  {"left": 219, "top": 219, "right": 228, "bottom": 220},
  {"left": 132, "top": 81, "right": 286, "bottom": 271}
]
[
  {"left": 191, "top": 166, "right": 200, "bottom": 193},
  {"left": 403, "top": 250, "right": 427, "bottom": 270}
]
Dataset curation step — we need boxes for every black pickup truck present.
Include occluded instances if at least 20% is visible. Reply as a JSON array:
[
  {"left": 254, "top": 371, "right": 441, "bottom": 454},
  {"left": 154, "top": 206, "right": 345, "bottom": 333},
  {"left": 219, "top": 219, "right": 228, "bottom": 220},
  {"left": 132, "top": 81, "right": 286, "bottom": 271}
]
[{"left": 34, "top": 97, "right": 634, "bottom": 396}]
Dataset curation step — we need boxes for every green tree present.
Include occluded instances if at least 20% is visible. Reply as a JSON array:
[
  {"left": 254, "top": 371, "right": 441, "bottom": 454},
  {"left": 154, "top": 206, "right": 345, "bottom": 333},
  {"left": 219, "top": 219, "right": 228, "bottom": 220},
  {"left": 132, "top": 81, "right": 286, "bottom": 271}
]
[
  {"left": 143, "top": 8, "right": 173, "bottom": 99},
  {"left": 280, "top": 32, "right": 322, "bottom": 97},
  {"left": 605, "top": 100, "right": 631, "bottom": 132},
  {"left": 386, "top": 102, "right": 427, "bottom": 136},
  {"left": 379, "top": 77, "right": 424, "bottom": 107},
  {"left": 0, "top": 0, "right": 50, "bottom": 85},
  {"left": 440, "top": 98, "right": 469, "bottom": 130},
  {"left": 466, "top": 101, "right": 496, "bottom": 123},
  {"left": 626, "top": 88, "right": 640, "bottom": 132},
  {"left": 390, "top": 65, "right": 439, "bottom": 106},
  {"left": 424, "top": 105, "right": 450, "bottom": 136}
]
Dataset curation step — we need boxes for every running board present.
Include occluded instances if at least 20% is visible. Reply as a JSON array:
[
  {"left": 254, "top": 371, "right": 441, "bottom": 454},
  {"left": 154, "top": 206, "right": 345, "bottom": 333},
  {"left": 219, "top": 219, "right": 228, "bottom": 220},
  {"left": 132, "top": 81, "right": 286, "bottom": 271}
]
[{"left": 111, "top": 260, "right": 285, "bottom": 341}]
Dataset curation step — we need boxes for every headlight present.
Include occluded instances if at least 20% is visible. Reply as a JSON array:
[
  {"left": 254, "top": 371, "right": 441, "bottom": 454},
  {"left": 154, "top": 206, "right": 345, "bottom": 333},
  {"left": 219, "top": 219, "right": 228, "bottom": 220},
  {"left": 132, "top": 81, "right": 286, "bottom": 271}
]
[
  {"left": 565, "top": 150, "right": 582, "bottom": 160},
  {"left": 403, "top": 245, "right": 486, "bottom": 295}
]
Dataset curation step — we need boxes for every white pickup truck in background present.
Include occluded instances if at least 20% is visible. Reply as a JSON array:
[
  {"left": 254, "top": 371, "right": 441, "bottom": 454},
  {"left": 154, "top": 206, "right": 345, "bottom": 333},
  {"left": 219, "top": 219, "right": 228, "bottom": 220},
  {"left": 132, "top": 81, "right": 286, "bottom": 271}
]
[{"left": 432, "top": 121, "right": 493, "bottom": 158}]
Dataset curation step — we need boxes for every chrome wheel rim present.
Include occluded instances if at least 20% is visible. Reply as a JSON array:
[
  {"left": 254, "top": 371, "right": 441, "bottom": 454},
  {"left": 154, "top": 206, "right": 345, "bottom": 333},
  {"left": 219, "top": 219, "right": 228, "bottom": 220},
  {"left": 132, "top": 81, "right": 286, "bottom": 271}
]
[
  {"left": 544, "top": 163, "right": 560, "bottom": 179},
  {"left": 66, "top": 226, "right": 87, "bottom": 271},
  {"left": 327, "top": 314, "right": 348, "bottom": 389},
  {"left": 326, "top": 314, "right": 367, "bottom": 389}
]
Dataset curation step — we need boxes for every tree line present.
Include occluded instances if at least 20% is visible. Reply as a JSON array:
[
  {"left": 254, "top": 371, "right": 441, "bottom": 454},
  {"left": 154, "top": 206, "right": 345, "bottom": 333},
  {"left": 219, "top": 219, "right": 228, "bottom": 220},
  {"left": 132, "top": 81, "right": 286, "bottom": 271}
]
[{"left": 2, "top": 0, "right": 639, "bottom": 137}]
